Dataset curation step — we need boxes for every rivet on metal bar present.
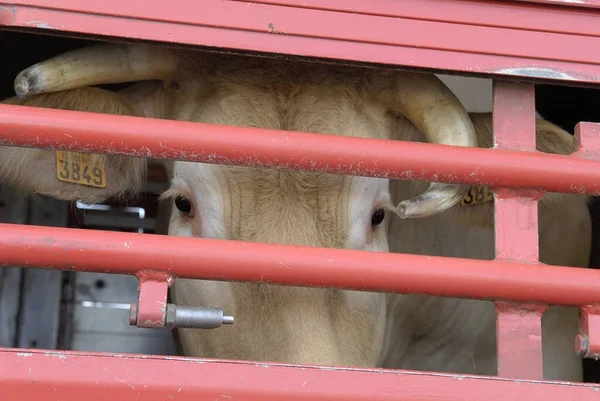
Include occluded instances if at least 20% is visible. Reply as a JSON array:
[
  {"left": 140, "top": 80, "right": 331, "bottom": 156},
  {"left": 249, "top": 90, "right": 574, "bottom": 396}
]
[
  {"left": 574, "top": 304, "right": 600, "bottom": 359},
  {"left": 128, "top": 270, "right": 234, "bottom": 329}
]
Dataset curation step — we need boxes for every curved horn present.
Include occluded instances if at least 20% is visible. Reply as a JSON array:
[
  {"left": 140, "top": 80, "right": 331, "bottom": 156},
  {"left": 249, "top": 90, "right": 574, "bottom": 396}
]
[
  {"left": 385, "top": 71, "right": 478, "bottom": 219},
  {"left": 14, "top": 44, "right": 177, "bottom": 98}
]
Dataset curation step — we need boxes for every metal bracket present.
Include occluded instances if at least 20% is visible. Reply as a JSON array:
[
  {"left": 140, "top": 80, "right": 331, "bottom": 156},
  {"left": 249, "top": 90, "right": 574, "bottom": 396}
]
[
  {"left": 574, "top": 304, "right": 600, "bottom": 359},
  {"left": 494, "top": 300, "right": 547, "bottom": 379},
  {"left": 128, "top": 270, "right": 234, "bottom": 330}
]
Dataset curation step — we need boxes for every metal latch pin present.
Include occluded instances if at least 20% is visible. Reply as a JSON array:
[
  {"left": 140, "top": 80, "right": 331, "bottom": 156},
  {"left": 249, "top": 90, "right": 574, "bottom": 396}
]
[
  {"left": 129, "top": 302, "right": 234, "bottom": 329},
  {"left": 129, "top": 270, "right": 234, "bottom": 330}
]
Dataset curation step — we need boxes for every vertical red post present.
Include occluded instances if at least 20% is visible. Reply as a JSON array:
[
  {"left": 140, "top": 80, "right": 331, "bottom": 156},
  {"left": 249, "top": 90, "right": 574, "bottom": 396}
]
[{"left": 492, "top": 81, "right": 546, "bottom": 380}]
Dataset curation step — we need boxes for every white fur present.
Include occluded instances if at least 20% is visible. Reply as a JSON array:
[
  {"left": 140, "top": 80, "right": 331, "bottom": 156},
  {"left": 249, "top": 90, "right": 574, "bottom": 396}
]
[
  {"left": 169, "top": 163, "right": 227, "bottom": 240},
  {"left": 346, "top": 176, "right": 392, "bottom": 252}
]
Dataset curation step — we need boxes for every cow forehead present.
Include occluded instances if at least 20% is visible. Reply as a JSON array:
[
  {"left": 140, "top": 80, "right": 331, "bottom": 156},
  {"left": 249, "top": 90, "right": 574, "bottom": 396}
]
[{"left": 170, "top": 162, "right": 391, "bottom": 246}]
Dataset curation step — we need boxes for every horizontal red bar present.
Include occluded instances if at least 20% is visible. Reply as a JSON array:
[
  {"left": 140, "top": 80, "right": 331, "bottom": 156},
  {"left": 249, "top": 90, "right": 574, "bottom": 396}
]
[
  {"left": 246, "top": 0, "right": 600, "bottom": 37},
  {"left": 7, "top": 0, "right": 599, "bottom": 65},
  {"left": 1, "top": 104, "right": 600, "bottom": 194},
  {"left": 2, "top": 223, "right": 600, "bottom": 306},
  {"left": 3, "top": 0, "right": 600, "bottom": 84},
  {"left": 0, "top": 348, "right": 598, "bottom": 401}
]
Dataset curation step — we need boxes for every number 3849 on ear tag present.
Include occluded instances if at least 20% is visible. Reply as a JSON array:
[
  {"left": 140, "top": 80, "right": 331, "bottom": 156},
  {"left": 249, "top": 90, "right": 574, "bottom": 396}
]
[
  {"left": 55, "top": 151, "right": 107, "bottom": 188},
  {"left": 460, "top": 185, "right": 494, "bottom": 206}
]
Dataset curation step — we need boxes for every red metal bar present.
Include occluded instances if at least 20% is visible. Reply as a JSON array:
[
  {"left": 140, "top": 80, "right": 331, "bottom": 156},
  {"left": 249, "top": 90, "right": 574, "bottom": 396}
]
[
  {"left": 0, "top": 348, "right": 598, "bottom": 401},
  {"left": 249, "top": 0, "right": 600, "bottom": 37},
  {"left": 2, "top": 1, "right": 600, "bottom": 84},
  {"left": 2, "top": 222, "right": 600, "bottom": 306},
  {"left": 1, "top": 104, "right": 600, "bottom": 195},
  {"left": 492, "top": 82, "right": 545, "bottom": 380}
]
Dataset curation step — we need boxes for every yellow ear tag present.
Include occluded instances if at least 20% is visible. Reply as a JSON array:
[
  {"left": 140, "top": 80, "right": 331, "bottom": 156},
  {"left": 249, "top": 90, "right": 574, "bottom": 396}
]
[
  {"left": 55, "top": 151, "right": 107, "bottom": 188},
  {"left": 460, "top": 185, "right": 494, "bottom": 206}
]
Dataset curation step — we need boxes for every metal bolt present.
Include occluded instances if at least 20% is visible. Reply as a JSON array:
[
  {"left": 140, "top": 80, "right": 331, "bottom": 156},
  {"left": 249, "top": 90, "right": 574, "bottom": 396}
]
[
  {"left": 575, "top": 334, "right": 589, "bottom": 357},
  {"left": 165, "top": 303, "right": 234, "bottom": 329}
]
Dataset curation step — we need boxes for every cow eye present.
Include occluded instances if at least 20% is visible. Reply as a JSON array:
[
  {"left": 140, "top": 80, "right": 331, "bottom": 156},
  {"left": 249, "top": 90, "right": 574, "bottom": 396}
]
[
  {"left": 175, "top": 196, "right": 192, "bottom": 214},
  {"left": 371, "top": 209, "right": 385, "bottom": 226}
]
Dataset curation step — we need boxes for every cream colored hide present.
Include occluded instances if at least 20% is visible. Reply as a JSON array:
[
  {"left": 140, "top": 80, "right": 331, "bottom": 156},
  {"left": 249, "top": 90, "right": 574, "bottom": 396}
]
[{"left": 0, "top": 44, "right": 589, "bottom": 381}]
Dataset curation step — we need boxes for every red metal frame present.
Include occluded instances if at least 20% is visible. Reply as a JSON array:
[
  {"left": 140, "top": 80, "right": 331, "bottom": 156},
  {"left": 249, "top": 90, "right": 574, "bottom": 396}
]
[
  {"left": 2, "top": 349, "right": 600, "bottom": 401},
  {"left": 2, "top": 1, "right": 600, "bottom": 84},
  {"left": 1, "top": 0, "right": 600, "bottom": 400}
]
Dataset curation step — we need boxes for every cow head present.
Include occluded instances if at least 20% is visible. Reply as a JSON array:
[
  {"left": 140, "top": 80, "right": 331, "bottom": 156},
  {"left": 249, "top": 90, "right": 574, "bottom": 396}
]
[{"left": 9, "top": 43, "right": 477, "bottom": 367}]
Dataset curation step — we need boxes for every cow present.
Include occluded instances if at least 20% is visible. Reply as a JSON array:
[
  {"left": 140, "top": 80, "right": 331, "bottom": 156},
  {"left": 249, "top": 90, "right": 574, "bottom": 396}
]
[{"left": 0, "top": 42, "right": 590, "bottom": 381}]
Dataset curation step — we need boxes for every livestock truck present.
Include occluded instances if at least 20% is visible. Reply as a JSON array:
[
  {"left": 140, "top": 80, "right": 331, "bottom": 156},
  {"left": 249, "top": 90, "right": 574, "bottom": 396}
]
[{"left": 0, "top": 1, "right": 600, "bottom": 400}]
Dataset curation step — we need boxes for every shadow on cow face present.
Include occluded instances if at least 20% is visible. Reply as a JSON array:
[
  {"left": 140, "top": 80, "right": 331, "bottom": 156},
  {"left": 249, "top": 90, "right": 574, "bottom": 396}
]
[{"left": 162, "top": 161, "right": 392, "bottom": 367}]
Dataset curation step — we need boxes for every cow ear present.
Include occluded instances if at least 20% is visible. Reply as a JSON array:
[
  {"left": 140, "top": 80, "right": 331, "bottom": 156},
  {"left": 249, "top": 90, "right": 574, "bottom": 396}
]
[{"left": 0, "top": 87, "right": 148, "bottom": 204}]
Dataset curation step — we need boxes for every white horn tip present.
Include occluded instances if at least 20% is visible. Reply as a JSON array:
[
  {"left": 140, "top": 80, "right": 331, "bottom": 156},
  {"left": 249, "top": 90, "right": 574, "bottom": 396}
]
[
  {"left": 14, "top": 67, "right": 44, "bottom": 99},
  {"left": 396, "top": 200, "right": 436, "bottom": 219},
  {"left": 396, "top": 183, "right": 466, "bottom": 219},
  {"left": 14, "top": 72, "right": 32, "bottom": 99}
]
